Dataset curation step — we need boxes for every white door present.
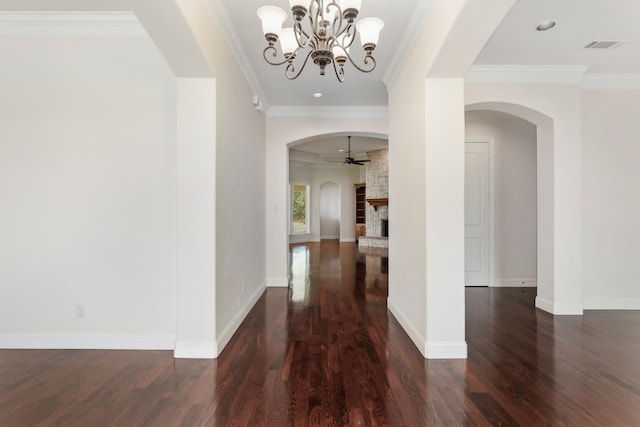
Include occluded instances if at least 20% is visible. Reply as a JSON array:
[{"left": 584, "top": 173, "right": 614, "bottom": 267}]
[{"left": 465, "top": 142, "right": 491, "bottom": 286}]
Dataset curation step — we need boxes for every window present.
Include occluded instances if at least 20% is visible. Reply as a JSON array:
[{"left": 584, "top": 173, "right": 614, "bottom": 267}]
[{"left": 291, "top": 184, "right": 309, "bottom": 233}]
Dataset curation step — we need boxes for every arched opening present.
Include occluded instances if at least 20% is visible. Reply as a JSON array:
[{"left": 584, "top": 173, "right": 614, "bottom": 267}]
[
  {"left": 286, "top": 133, "right": 387, "bottom": 245},
  {"left": 319, "top": 182, "right": 341, "bottom": 240},
  {"left": 464, "top": 110, "right": 538, "bottom": 288},
  {"left": 466, "top": 102, "right": 553, "bottom": 310}
]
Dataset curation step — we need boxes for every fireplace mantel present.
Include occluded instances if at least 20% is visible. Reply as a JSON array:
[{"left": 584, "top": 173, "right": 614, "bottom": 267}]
[{"left": 366, "top": 198, "right": 388, "bottom": 211}]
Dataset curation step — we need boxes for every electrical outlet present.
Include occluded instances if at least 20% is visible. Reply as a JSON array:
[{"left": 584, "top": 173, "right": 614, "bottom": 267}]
[{"left": 76, "top": 305, "right": 86, "bottom": 319}]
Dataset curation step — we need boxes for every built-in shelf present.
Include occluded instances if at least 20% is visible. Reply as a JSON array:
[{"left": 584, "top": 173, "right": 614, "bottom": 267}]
[{"left": 366, "top": 198, "right": 388, "bottom": 211}]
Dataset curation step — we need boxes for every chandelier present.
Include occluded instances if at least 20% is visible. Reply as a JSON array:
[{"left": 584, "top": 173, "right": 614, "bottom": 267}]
[{"left": 257, "top": 1, "right": 384, "bottom": 82}]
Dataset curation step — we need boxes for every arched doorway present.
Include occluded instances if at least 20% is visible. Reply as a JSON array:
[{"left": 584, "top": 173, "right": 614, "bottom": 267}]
[
  {"left": 464, "top": 110, "right": 538, "bottom": 288},
  {"left": 319, "top": 182, "right": 341, "bottom": 240},
  {"left": 465, "top": 100, "right": 582, "bottom": 314}
]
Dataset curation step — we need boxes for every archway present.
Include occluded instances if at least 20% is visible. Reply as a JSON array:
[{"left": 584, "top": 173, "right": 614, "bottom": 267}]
[
  {"left": 464, "top": 110, "right": 538, "bottom": 288},
  {"left": 465, "top": 101, "right": 555, "bottom": 312},
  {"left": 319, "top": 182, "right": 341, "bottom": 240}
]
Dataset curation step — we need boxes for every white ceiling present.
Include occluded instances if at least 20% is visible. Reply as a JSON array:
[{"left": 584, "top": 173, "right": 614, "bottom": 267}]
[
  {"left": 294, "top": 134, "right": 387, "bottom": 156},
  {"left": 0, "top": 0, "right": 128, "bottom": 11},
  {"left": 3, "top": 0, "right": 639, "bottom": 97},
  {"left": 2, "top": 0, "right": 639, "bottom": 154},
  {"left": 214, "top": 0, "right": 426, "bottom": 108},
  {"left": 475, "top": 0, "right": 640, "bottom": 73}
]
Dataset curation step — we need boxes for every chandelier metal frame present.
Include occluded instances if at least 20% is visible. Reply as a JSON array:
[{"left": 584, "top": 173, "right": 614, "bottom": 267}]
[{"left": 257, "top": 1, "right": 383, "bottom": 82}]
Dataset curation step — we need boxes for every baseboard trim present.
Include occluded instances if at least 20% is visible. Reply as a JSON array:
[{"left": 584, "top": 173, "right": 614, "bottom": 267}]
[
  {"left": 340, "top": 238, "right": 356, "bottom": 243},
  {"left": 289, "top": 235, "right": 321, "bottom": 244},
  {"left": 492, "top": 278, "right": 537, "bottom": 287},
  {"left": 215, "top": 285, "right": 266, "bottom": 356},
  {"left": 536, "top": 296, "right": 584, "bottom": 315},
  {"left": 320, "top": 235, "right": 339, "bottom": 240},
  {"left": 0, "top": 334, "right": 175, "bottom": 350},
  {"left": 174, "top": 343, "right": 216, "bottom": 359},
  {"left": 387, "top": 297, "right": 427, "bottom": 358},
  {"left": 583, "top": 298, "right": 640, "bottom": 310},
  {"left": 267, "top": 278, "right": 288, "bottom": 287},
  {"left": 425, "top": 341, "right": 468, "bottom": 359}
]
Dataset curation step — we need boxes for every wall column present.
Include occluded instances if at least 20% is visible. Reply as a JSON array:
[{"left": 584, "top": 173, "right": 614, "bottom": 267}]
[
  {"left": 424, "top": 78, "right": 467, "bottom": 358},
  {"left": 175, "top": 78, "right": 217, "bottom": 358}
]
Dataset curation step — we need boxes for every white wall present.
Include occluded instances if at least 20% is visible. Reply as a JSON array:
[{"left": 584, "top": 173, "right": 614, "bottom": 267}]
[
  {"left": 1, "top": 2, "right": 268, "bottom": 357},
  {"left": 466, "top": 116, "right": 537, "bottom": 286},
  {"left": 0, "top": 36, "right": 177, "bottom": 348},
  {"left": 175, "top": 78, "right": 217, "bottom": 358},
  {"left": 582, "top": 89, "right": 640, "bottom": 309},
  {"left": 387, "top": 0, "right": 516, "bottom": 359},
  {"left": 174, "top": 0, "right": 267, "bottom": 354}
]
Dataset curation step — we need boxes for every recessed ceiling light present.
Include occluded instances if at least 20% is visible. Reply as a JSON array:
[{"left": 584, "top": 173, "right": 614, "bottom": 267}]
[
  {"left": 536, "top": 20, "right": 556, "bottom": 31},
  {"left": 312, "top": 92, "right": 323, "bottom": 98},
  {"left": 339, "top": 149, "right": 344, "bottom": 152}
]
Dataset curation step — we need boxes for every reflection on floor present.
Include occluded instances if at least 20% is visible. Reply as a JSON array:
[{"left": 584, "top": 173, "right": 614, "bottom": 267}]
[
  {"left": 2, "top": 241, "right": 640, "bottom": 426},
  {"left": 289, "top": 240, "right": 388, "bottom": 306}
]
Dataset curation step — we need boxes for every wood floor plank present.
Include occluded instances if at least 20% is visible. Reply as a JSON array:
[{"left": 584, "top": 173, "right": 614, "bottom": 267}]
[{"left": 1, "top": 241, "right": 640, "bottom": 425}]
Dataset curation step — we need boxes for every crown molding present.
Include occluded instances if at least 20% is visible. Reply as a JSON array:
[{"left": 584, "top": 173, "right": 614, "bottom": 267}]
[
  {"left": 267, "top": 105, "right": 388, "bottom": 119},
  {"left": 582, "top": 73, "right": 640, "bottom": 90},
  {"left": 465, "top": 65, "right": 590, "bottom": 84},
  {"left": 290, "top": 159, "right": 353, "bottom": 169},
  {"left": 0, "top": 11, "right": 146, "bottom": 37},
  {"left": 207, "top": 0, "right": 270, "bottom": 110},
  {"left": 382, "top": 0, "right": 434, "bottom": 89}
]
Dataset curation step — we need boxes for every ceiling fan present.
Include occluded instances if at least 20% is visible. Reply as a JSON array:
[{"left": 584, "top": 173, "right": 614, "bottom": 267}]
[{"left": 343, "top": 136, "right": 371, "bottom": 166}]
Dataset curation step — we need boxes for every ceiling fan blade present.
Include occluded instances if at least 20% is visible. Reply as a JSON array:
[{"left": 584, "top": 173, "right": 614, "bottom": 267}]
[{"left": 343, "top": 137, "right": 371, "bottom": 165}]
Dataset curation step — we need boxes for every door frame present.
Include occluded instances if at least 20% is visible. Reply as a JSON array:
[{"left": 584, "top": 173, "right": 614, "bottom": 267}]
[{"left": 465, "top": 137, "right": 495, "bottom": 287}]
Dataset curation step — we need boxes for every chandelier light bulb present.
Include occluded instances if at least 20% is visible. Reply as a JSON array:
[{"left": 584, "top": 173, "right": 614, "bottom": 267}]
[
  {"left": 279, "top": 28, "right": 298, "bottom": 57},
  {"left": 357, "top": 17, "right": 384, "bottom": 49},
  {"left": 340, "top": 0, "right": 362, "bottom": 20},
  {"left": 257, "top": 6, "right": 287, "bottom": 37},
  {"left": 258, "top": 0, "right": 383, "bottom": 82}
]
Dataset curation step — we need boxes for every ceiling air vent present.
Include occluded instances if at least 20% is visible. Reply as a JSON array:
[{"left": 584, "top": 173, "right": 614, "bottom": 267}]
[{"left": 584, "top": 40, "right": 625, "bottom": 49}]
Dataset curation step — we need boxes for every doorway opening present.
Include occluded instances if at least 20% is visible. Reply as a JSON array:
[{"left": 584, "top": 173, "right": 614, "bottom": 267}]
[{"left": 464, "top": 110, "right": 538, "bottom": 289}]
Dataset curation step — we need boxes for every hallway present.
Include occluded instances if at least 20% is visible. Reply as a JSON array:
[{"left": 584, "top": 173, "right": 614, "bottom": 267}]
[{"left": 1, "top": 241, "right": 640, "bottom": 425}]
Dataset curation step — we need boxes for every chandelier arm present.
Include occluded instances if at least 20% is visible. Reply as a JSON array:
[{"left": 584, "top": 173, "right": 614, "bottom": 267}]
[
  {"left": 311, "top": 0, "right": 321, "bottom": 25},
  {"left": 257, "top": 0, "right": 380, "bottom": 81},
  {"left": 308, "top": 0, "right": 318, "bottom": 16},
  {"left": 262, "top": 45, "right": 293, "bottom": 66},
  {"left": 285, "top": 49, "right": 315, "bottom": 80},
  {"left": 342, "top": 23, "right": 356, "bottom": 48},
  {"left": 331, "top": 56, "right": 346, "bottom": 83},
  {"left": 293, "top": 20, "right": 313, "bottom": 50},
  {"left": 327, "top": 1, "right": 344, "bottom": 36},
  {"left": 345, "top": 52, "right": 377, "bottom": 73}
]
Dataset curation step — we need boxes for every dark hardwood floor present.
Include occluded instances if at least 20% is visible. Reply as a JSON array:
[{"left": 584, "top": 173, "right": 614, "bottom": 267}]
[{"left": 2, "top": 241, "right": 640, "bottom": 426}]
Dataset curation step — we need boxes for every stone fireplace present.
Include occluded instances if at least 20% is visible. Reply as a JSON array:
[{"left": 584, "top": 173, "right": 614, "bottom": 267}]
[{"left": 359, "top": 148, "right": 388, "bottom": 249}]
